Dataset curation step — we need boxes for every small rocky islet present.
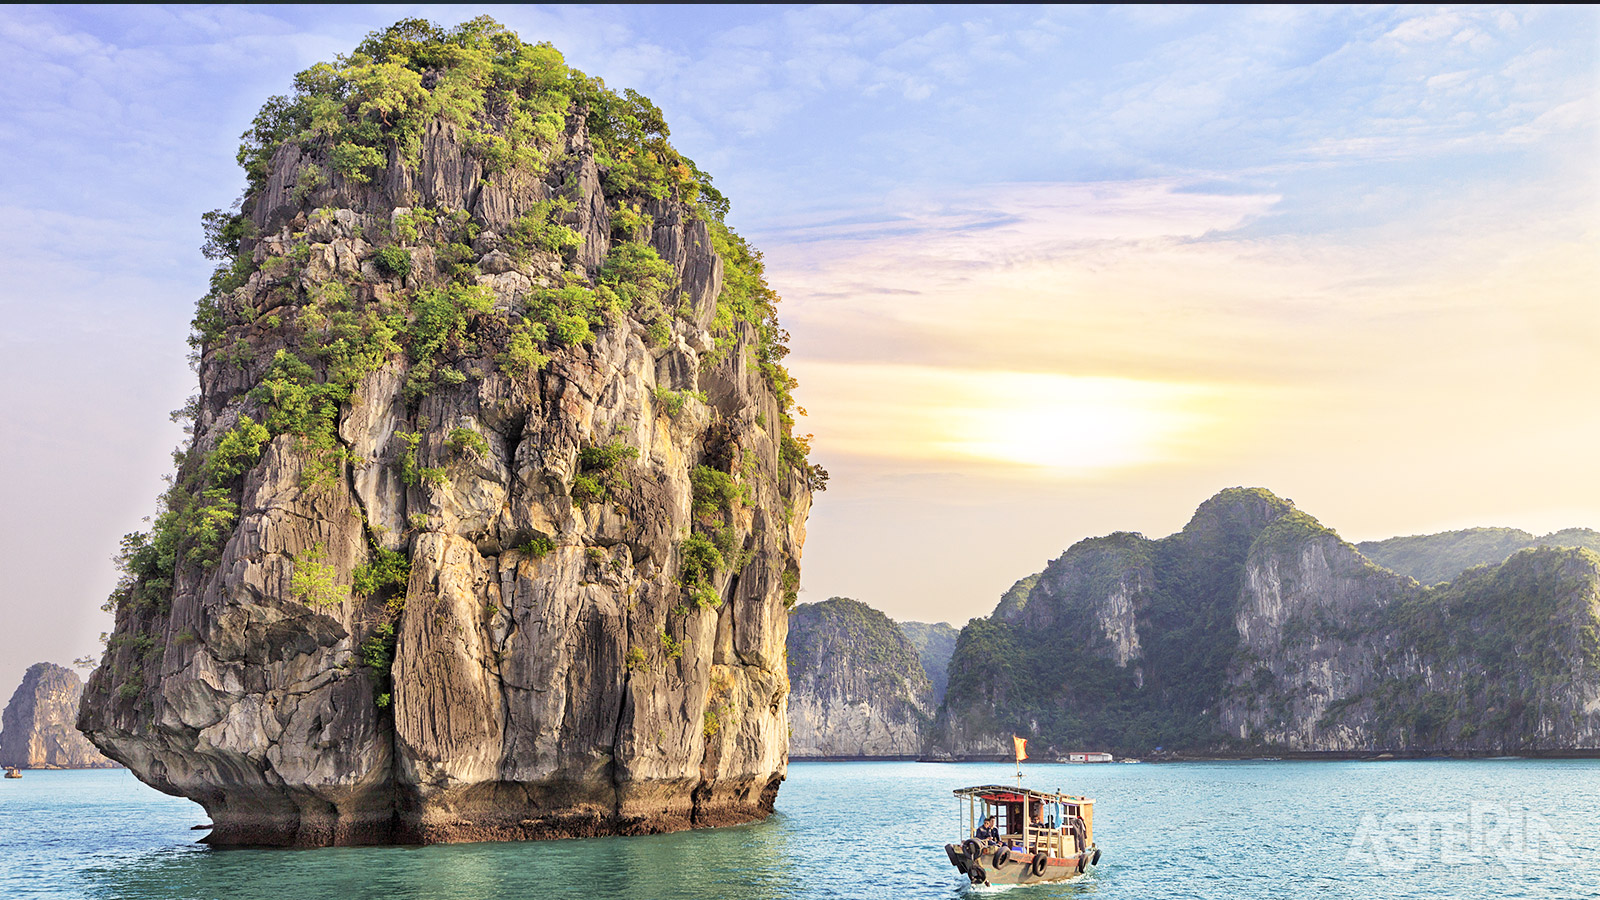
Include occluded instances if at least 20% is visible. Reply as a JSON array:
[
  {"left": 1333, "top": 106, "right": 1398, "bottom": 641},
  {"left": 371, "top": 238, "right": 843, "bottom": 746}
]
[
  {"left": 1, "top": 663, "right": 118, "bottom": 770},
  {"left": 785, "top": 598, "right": 952, "bottom": 758}
]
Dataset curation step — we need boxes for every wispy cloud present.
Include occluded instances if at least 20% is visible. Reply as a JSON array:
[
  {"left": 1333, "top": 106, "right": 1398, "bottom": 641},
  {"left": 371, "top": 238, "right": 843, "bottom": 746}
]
[{"left": 773, "top": 165, "right": 1597, "bottom": 505}]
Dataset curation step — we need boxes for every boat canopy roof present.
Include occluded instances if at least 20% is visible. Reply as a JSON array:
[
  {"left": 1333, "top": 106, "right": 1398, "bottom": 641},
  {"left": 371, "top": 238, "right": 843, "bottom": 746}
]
[{"left": 952, "top": 784, "right": 1094, "bottom": 804}]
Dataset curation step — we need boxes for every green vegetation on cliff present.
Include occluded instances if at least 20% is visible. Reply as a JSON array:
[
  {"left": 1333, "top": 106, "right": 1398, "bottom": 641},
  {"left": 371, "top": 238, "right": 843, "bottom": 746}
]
[
  {"left": 988, "top": 573, "right": 1040, "bottom": 620},
  {"left": 787, "top": 598, "right": 931, "bottom": 702},
  {"left": 212, "top": 15, "right": 801, "bottom": 407},
  {"left": 1327, "top": 547, "right": 1600, "bottom": 746},
  {"left": 937, "top": 489, "right": 1600, "bottom": 757},
  {"left": 84, "top": 16, "right": 813, "bottom": 846},
  {"left": 109, "top": 16, "right": 822, "bottom": 628},
  {"left": 787, "top": 598, "right": 934, "bottom": 757},
  {"left": 1358, "top": 527, "right": 1600, "bottom": 585},
  {"left": 944, "top": 489, "right": 1298, "bottom": 752}
]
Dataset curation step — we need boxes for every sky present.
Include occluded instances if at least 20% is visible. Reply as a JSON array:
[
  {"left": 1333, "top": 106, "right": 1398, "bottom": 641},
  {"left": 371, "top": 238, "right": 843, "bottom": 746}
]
[{"left": 0, "top": 5, "right": 1595, "bottom": 696}]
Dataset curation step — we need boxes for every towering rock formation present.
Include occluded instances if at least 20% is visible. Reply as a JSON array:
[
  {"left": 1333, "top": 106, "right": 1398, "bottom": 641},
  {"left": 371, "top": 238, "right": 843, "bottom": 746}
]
[
  {"left": 786, "top": 599, "right": 933, "bottom": 757},
  {"left": 936, "top": 488, "right": 1600, "bottom": 757},
  {"left": 78, "top": 18, "right": 816, "bottom": 845},
  {"left": 1, "top": 663, "right": 116, "bottom": 769}
]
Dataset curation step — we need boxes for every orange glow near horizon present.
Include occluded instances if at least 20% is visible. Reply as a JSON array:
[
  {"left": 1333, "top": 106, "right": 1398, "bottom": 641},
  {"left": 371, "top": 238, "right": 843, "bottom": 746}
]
[
  {"left": 798, "top": 363, "right": 1229, "bottom": 476},
  {"left": 780, "top": 178, "right": 1599, "bottom": 623}
]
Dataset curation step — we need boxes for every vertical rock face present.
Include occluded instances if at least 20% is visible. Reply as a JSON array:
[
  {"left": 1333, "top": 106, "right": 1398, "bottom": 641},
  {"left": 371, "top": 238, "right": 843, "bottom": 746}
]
[
  {"left": 1218, "top": 524, "right": 1419, "bottom": 749},
  {"left": 786, "top": 599, "right": 932, "bottom": 757},
  {"left": 995, "top": 531, "right": 1155, "bottom": 672},
  {"left": 77, "top": 20, "right": 815, "bottom": 845},
  {"left": 936, "top": 488, "right": 1600, "bottom": 756},
  {"left": 1225, "top": 543, "right": 1600, "bottom": 752},
  {"left": 1, "top": 664, "right": 117, "bottom": 769}
]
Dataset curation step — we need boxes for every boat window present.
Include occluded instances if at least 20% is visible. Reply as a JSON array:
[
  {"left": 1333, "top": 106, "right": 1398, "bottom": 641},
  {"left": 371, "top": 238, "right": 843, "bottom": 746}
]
[{"left": 983, "top": 799, "right": 1019, "bottom": 836}]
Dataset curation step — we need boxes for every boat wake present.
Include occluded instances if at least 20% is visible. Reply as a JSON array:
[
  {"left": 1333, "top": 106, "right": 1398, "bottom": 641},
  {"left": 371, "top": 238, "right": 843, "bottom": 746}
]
[{"left": 956, "top": 872, "right": 1091, "bottom": 894}]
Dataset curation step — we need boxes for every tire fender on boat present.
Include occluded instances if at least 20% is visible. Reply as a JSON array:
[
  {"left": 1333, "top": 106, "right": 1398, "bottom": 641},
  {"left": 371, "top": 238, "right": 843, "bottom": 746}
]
[
  {"left": 1076, "top": 851, "right": 1089, "bottom": 873},
  {"left": 969, "top": 864, "right": 987, "bottom": 885},
  {"left": 1031, "top": 851, "right": 1048, "bottom": 876},
  {"left": 992, "top": 847, "right": 1011, "bottom": 868},
  {"left": 962, "top": 838, "right": 981, "bottom": 861},
  {"left": 1091, "top": 847, "right": 1102, "bottom": 866},
  {"left": 946, "top": 843, "right": 969, "bottom": 873}
]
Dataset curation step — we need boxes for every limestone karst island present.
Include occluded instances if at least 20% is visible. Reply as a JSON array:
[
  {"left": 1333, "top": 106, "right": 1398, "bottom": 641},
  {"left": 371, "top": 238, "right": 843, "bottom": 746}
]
[
  {"left": 5, "top": 7, "right": 1599, "bottom": 899},
  {"left": 77, "top": 19, "right": 816, "bottom": 846},
  {"left": 787, "top": 490, "right": 1600, "bottom": 761}
]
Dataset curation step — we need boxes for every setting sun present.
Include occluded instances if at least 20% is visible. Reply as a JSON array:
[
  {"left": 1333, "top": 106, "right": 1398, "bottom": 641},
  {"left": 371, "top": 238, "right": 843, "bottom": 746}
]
[
  {"left": 797, "top": 362, "right": 1216, "bottom": 474},
  {"left": 946, "top": 372, "right": 1214, "bottom": 472}
]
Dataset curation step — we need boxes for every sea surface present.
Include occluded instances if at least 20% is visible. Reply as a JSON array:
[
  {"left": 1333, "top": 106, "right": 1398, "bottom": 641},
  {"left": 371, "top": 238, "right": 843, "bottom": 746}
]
[{"left": 2, "top": 759, "right": 1596, "bottom": 899}]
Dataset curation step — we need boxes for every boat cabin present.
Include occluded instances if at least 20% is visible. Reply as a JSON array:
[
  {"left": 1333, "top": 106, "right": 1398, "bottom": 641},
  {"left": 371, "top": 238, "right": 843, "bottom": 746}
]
[{"left": 953, "top": 784, "right": 1095, "bottom": 860}]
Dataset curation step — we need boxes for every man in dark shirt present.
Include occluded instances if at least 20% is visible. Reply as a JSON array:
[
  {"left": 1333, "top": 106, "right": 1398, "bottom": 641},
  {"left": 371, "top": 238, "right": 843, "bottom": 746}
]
[{"left": 975, "top": 815, "right": 1000, "bottom": 843}]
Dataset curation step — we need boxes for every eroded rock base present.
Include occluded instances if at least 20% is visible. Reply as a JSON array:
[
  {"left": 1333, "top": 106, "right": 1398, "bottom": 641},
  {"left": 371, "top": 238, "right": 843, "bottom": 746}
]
[{"left": 201, "top": 775, "right": 783, "bottom": 847}]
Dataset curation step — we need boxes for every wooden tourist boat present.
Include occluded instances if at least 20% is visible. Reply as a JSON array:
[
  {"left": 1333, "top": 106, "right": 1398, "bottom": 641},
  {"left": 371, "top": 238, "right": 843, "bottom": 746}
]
[
  {"left": 944, "top": 784, "right": 1102, "bottom": 885},
  {"left": 4, "top": 767, "right": 21, "bottom": 779}
]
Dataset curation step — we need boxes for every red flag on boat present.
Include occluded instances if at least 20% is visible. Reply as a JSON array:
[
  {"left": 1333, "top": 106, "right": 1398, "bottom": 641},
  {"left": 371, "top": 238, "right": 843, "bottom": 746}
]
[{"left": 1013, "top": 735, "right": 1028, "bottom": 762}]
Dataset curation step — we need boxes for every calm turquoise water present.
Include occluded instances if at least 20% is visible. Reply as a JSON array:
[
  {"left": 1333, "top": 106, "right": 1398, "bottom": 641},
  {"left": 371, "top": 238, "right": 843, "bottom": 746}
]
[{"left": 2, "top": 760, "right": 1596, "bottom": 899}]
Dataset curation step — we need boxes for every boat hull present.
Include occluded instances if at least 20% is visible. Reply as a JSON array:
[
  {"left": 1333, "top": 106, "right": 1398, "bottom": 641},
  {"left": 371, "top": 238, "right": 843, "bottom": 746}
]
[{"left": 946, "top": 843, "right": 1100, "bottom": 885}]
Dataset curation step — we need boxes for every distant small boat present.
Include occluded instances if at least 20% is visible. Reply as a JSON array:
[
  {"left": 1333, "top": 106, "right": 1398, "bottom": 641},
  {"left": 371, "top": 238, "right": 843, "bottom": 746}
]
[
  {"left": 1058, "top": 751, "right": 1114, "bottom": 763},
  {"left": 1119, "top": 758, "right": 1142, "bottom": 764},
  {"left": 4, "top": 767, "right": 21, "bottom": 779}
]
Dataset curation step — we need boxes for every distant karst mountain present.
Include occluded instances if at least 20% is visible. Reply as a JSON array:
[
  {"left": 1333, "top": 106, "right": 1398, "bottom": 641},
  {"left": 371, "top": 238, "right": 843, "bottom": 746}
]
[
  {"left": 786, "top": 598, "right": 937, "bottom": 757},
  {"left": 897, "top": 621, "right": 959, "bottom": 703},
  {"left": 1357, "top": 527, "right": 1600, "bottom": 586},
  {"left": 933, "top": 488, "right": 1600, "bottom": 758},
  {"left": 1, "top": 663, "right": 117, "bottom": 769}
]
